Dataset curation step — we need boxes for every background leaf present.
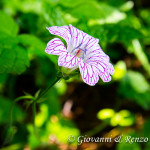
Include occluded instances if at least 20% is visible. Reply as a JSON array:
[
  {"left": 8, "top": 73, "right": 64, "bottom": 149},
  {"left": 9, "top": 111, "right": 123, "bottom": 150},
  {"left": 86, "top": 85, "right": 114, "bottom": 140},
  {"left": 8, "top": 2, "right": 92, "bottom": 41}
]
[{"left": 0, "top": 11, "right": 19, "bottom": 36}]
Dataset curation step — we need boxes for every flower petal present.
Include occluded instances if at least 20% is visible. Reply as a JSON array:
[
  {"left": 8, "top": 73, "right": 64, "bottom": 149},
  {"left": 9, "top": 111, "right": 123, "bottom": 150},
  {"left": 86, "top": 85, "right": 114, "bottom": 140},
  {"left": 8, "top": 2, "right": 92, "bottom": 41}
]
[
  {"left": 47, "top": 26, "right": 71, "bottom": 47},
  {"left": 83, "top": 43, "right": 114, "bottom": 82},
  {"left": 84, "top": 44, "right": 110, "bottom": 62},
  {"left": 45, "top": 38, "right": 66, "bottom": 55},
  {"left": 79, "top": 61, "right": 99, "bottom": 86},
  {"left": 88, "top": 61, "right": 114, "bottom": 82},
  {"left": 58, "top": 52, "right": 81, "bottom": 68},
  {"left": 69, "top": 24, "right": 99, "bottom": 52}
]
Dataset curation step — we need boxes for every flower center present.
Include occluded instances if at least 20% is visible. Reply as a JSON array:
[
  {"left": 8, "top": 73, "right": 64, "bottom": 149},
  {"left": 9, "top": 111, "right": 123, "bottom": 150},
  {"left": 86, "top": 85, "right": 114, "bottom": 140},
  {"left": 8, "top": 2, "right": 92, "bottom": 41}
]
[
  {"left": 71, "top": 46, "right": 86, "bottom": 59},
  {"left": 76, "top": 49, "right": 82, "bottom": 57}
]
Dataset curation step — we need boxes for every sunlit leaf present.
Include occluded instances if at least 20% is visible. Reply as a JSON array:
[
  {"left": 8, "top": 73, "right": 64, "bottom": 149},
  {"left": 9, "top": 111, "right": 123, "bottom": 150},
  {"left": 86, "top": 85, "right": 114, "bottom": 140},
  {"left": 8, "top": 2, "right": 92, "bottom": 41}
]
[
  {"left": 47, "top": 117, "right": 79, "bottom": 144},
  {"left": 68, "top": 2, "right": 126, "bottom": 22},
  {"left": 59, "top": 0, "right": 93, "bottom": 7},
  {"left": 35, "top": 104, "right": 48, "bottom": 127},
  {"left": 54, "top": 79, "right": 67, "bottom": 95},
  {"left": 113, "top": 61, "right": 126, "bottom": 80},
  {"left": 119, "top": 1, "right": 134, "bottom": 12},
  {"left": 131, "top": 39, "right": 150, "bottom": 75},
  {"left": 97, "top": 109, "right": 115, "bottom": 120},
  {"left": 125, "top": 71, "right": 149, "bottom": 93},
  {"left": 119, "top": 71, "right": 150, "bottom": 109},
  {"left": 90, "top": 24, "right": 142, "bottom": 44}
]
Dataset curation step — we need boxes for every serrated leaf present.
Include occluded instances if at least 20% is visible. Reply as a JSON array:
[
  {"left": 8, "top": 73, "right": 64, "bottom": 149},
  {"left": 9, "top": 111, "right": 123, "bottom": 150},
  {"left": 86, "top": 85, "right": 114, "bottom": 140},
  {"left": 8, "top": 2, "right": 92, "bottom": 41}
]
[{"left": 0, "top": 34, "right": 29, "bottom": 74}]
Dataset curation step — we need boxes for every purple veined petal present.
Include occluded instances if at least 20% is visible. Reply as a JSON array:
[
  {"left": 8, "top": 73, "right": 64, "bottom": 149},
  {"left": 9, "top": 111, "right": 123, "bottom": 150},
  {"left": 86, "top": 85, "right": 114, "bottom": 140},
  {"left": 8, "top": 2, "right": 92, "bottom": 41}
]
[
  {"left": 85, "top": 36, "right": 99, "bottom": 50},
  {"left": 88, "top": 61, "right": 114, "bottom": 82},
  {"left": 99, "top": 71, "right": 111, "bottom": 82},
  {"left": 84, "top": 44, "right": 110, "bottom": 62},
  {"left": 58, "top": 52, "right": 81, "bottom": 68},
  {"left": 108, "top": 63, "right": 115, "bottom": 75},
  {"left": 86, "top": 44, "right": 104, "bottom": 56},
  {"left": 46, "top": 24, "right": 114, "bottom": 85},
  {"left": 45, "top": 38, "right": 67, "bottom": 55},
  {"left": 79, "top": 61, "right": 99, "bottom": 86},
  {"left": 68, "top": 24, "right": 99, "bottom": 51},
  {"left": 46, "top": 26, "right": 71, "bottom": 48},
  {"left": 68, "top": 24, "right": 83, "bottom": 50},
  {"left": 85, "top": 55, "right": 110, "bottom": 65}
]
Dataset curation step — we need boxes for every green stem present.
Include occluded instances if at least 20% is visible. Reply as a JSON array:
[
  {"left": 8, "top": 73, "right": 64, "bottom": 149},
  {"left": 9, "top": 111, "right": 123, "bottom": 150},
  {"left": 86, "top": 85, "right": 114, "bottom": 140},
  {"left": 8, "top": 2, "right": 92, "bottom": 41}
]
[
  {"left": 5, "top": 76, "right": 62, "bottom": 146},
  {"left": 9, "top": 96, "right": 33, "bottom": 128},
  {"left": 32, "top": 76, "right": 62, "bottom": 142},
  {"left": 32, "top": 102, "right": 41, "bottom": 143},
  {"left": 33, "top": 76, "right": 62, "bottom": 104},
  {"left": 3, "top": 95, "right": 33, "bottom": 146}
]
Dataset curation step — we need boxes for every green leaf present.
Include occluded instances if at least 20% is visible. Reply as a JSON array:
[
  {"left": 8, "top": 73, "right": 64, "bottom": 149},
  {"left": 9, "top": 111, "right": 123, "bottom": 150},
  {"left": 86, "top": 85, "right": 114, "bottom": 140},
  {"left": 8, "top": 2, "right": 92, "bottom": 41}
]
[
  {"left": 0, "top": 33, "right": 29, "bottom": 74},
  {"left": 43, "top": 2, "right": 66, "bottom": 26},
  {"left": 131, "top": 39, "right": 150, "bottom": 75},
  {"left": 11, "top": 45, "right": 30, "bottom": 74},
  {"left": 17, "top": 34, "right": 46, "bottom": 52},
  {"left": 127, "top": 71, "right": 149, "bottom": 93},
  {"left": 0, "top": 96, "right": 25, "bottom": 124},
  {"left": 0, "top": 73, "right": 8, "bottom": 83},
  {"left": 97, "top": 109, "right": 135, "bottom": 127},
  {"left": 143, "top": 119, "right": 150, "bottom": 150},
  {"left": 17, "top": 34, "right": 58, "bottom": 65},
  {"left": 59, "top": 0, "right": 96, "bottom": 7},
  {"left": 119, "top": 71, "right": 150, "bottom": 110},
  {"left": 0, "top": 11, "right": 19, "bottom": 36},
  {"left": 105, "top": 0, "right": 125, "bottom": 7},
  {"left": 117, "top": 134, "right": 141, "bottom": 150},
  {"left": 67, "top": 2, "right": 125, "bottom": 21},
  {"left": 47, "top": 116, "right": 79, "bottom": 144},
  {"left": 90, "top": 24, "right": 142, "bottom": 44},
  {"left": 119, "top": 1, "right": 134, "bottom": 12},
  {"left": 0, "top": 144, "right": 23, "bottom": 150},
  {"left": 97, "top": 108, "right": 115, "bottom": 120}
]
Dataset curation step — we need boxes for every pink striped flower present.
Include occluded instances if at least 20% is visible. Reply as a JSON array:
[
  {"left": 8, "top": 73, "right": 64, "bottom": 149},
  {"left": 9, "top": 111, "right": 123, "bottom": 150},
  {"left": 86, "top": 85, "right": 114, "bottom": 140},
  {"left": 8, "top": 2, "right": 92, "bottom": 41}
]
[{"left": 45, "top": 24, "right": 114, "bottom": 86}]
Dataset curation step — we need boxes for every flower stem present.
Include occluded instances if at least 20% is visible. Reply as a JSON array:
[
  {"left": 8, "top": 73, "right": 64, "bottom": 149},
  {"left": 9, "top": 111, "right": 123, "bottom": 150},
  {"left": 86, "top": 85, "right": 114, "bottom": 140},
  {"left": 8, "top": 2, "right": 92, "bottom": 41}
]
[
  {"left": 9, "top": 96, "right": 33, "bottom": 127},
  {"left": 32, "top": 76, "right": 62, "bottom": 142},
  {"left": 3, "top": 95, "right": 33, "bottom": 146},
  {"left": 33, "top": 76, "right": 62, "bottom": 104},
  {"left": 32, "top": 102, "right": 41, "bottom": 143},
  {"left": 4, "top": 76, "right": 62, "bottom": 146}
]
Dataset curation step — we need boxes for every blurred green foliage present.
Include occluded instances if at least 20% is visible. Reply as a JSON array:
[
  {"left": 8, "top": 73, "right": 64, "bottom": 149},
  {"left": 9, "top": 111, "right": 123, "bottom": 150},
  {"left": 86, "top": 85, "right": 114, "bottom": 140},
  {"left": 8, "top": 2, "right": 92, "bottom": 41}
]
[
  {"left": 97, "top": 108, "right": 135, "bottom": 126},
  {"left": 0, "top": 0, "right": 150, "bottom": 149}
]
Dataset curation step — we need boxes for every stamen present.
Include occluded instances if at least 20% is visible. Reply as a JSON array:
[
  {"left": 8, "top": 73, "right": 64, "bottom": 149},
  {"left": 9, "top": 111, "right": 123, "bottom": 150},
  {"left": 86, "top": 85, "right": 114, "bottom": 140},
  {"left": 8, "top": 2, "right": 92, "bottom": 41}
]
[
  {"left": 70, "top": 43, "right": 87, "bottom": 59},
  {"left": 76, "top": 49, "right": 82, "bottom": 57}
]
